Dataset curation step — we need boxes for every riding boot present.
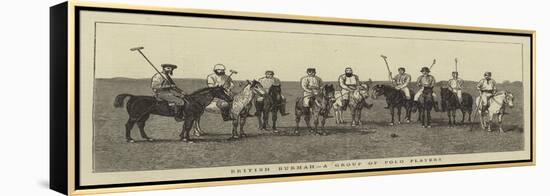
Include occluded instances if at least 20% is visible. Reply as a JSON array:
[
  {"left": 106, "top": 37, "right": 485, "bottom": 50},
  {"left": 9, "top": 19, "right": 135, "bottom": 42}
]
[
  {"left": 173, "top": 105, "right": 184, "bottom": 122},
  {"left": 279, "top": 102, "right": 290, "bottom": 116},
  {"left": 221, "top": 106, "right": 235, "bottom": 121},
  {"left": 342, "top": 100, "right": 349, "bottom": 110}
]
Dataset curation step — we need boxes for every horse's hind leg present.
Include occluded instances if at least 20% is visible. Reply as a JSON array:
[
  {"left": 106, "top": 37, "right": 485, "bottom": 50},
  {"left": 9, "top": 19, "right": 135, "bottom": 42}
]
[
  {"left": 125, "top": 119, "right": 136, "bottom": 143},
  {"left": 180, "top": 119, "right": 194, "bottom": 143},
  {"left": 447, "top": 110, "right": 452, "bottom": 127},
  {"left": 137, "top": 115, "right": 153, "bottom": 141},
  {"left": 498, "top": 114, "right": 504, "bottom": 133},
  {"left": 452, "top": 109, "right": 457, "bottom": 126},
  {"left": 231, "top": 118, "right": 239, "bottom": 139},
  {"left": 271, "top": 111, "right": 278, "bottom": 131},
  {"left": 397, "top": 107, "right": 402, "bottom": 124},
  {"left": 389, "top": 107, "right": 395, "bottom": 126},
  {"left": 239, "top": 116, "right": 248, "bottom": 137}
]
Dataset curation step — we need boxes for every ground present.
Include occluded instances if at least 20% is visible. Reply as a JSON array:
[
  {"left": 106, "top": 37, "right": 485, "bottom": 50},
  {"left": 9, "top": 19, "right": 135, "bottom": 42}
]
[{"left": 93, "top": 79, "right": 524, "bottom": 172}]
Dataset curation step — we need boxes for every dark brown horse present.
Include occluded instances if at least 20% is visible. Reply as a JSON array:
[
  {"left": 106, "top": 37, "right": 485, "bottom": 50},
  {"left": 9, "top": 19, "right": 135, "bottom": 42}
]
[
  {"left": 417, "top": 87, "right": 437, "bottom": 128},
  {"left": 372, "top": 84, "right": 416, "bottom": 125},
  {"left": 440, "top": 87, "right": 473, "bottom": 126},
  {"left": 113, "top": 86, "right": 233, "bottom": 143},
  {"left": 294, "top": 84, "right": 336, "bottom": 135},
  {"left": 255, "top": 84, "right": 285, "bottom": 131}
]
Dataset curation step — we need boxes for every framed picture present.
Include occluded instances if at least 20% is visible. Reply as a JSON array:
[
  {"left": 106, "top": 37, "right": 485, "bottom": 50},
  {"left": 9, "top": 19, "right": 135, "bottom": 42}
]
[{"left": 50, "top": 1, "right": 536, "bottom": 195}]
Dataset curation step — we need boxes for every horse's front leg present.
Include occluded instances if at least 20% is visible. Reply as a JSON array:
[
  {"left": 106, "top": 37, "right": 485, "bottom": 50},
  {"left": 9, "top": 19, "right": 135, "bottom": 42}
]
[
  {"left": 231, "top": 118, "right": 239, "bottom": 139},
  {"left": 357, "top": 108, "right": 364, "bottom": 127},
  {"left": 389, "top": 107, "right": 395, "bottom": 126},
  {"left": 397, "top": 106, "right": 402, "bottom": 124},
  {"left": 239, "top": 116, "right": 248, "bottom": 137},
  {"left": 487, "top": 113, "right": 494, "bottom": 132},
  {"left": 313, "top": 114, "right": 320, "bottom": 134},
  {"left": 271, "top": 110, "right": 278, "bottom": 131},
  {"left": 447, "top": 110, "right": 452, "bottom": 127},
  {"left": 427, "top": 110, "right": 432, "bottom": 128},
  {"left": 452, "top": 109, "right": 457, "bottom": 126},
  {"left": 295, "top": 111, "right": 302, "bottom": 134},
  {"left": 498, "top": 113, "right": 504, "bottom": 133},
  {"left": 351, "top": 108, "right": 357, "bottom": 126},
  {"left": 180, "top": 119, "right": 194, "bottom": 143}
]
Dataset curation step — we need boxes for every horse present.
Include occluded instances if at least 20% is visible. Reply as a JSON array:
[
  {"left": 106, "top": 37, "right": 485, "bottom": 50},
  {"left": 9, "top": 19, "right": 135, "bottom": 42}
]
[
  {"left": 113, "top": 86, "right": 233, "bottom": 143},
  {"left": 416, "top": 87, "right": 438, "bottom": 128},
  {"left": 371, "top": 84, "right": 416, "bottom": 125},
  {"left": 440, "top": 87, "right": 473, "bottom": 126},
  {"left": 294, "top": 84, "right": 336, "bottom": 135},
  {"left": 197, "top": 80, "right": 266, "bottom": 139},
  {"left": 255, "top": 84, "right": 285, "bottom": 131},
  {"left": 332, "top": 82, "right": 373, "bottom": 126},
  {"left": 476, "top": 91, "right": 514, "bottom": 132}
]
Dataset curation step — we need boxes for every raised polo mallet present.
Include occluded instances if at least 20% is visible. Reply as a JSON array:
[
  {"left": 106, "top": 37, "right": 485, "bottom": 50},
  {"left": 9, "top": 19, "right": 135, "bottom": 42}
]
[
  {"left": 380, "top": 55, "right": 392, "bottom": 82},
  {"left": 454, "top": 58, "right": 458, "bottom": 72},
  {"left": 429, "top": 59, "right": 437, "bottom": 70},
  {"left": 130, "top": 46, "right": 185, "bottom": 95}
]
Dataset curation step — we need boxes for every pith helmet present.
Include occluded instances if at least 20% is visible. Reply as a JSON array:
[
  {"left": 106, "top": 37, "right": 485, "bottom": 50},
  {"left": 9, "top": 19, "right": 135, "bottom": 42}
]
[
  {"left": 213, "top": 64, "right": 226, "bottom": 71},
  {"left": 420, "top": 67, "right": 430, "bottom": 73},
  {"left": 265, "top": 70, "right": 274, "bottom": 75},
  {"left": 161, "top": 64, "right": 178, "bottom": 69},
  {"left": 307, "top": 68, "right": 316, "bottom": 73}
]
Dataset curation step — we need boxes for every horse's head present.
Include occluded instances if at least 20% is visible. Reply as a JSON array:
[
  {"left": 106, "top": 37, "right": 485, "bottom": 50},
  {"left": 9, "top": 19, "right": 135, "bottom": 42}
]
[
  {"left": 248, "top": 80, "right": 266, "bottom": 97},
  {"left": 357, "top": 81, "right": 371, "bottom": 97},
  {"left": 321, "top": 84, "right": 336, "bottom": 102},
  {"left": 504, "top": 91, "right": 515, "bottom": 107},
  {"left": 372, "top": 84, "right": 386, "bottom": 98},
  {"left": 211, "top": 86, "right": 233, "bottom": 102},
  {"left": 422, "top": 86, "right": 434, "bottom": 95},
  {"left": 440, "top": 86, "right": 452, "bottom": 98},
  {"left": 269, "top": 84, "right": 283, "bottom": 100}
]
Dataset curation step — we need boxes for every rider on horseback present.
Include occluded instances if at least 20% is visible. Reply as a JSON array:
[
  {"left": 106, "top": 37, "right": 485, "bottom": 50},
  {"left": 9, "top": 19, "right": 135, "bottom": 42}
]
[
  {"left": 448, "top": 71, "right": 464, "bottom": 104},
  {"left": 390, "top": 67, "right": 412, "bottom": 108},
  {"left": 300, "top": 68, "right": 323, "bottom": 109},
  {"left": 414, "top": 67, "right": 440, "bottom": 109},
  {"left": 257, "top": 70, "right": 289, "bottom": 116},
  {"left": 338, "top": 67, "right": 360, "bottom": 110},
  {"left": 206, "top": 64, "right": 235, "bottom": 121},
  {"left": 476, "top": 71, "right": 497, "bottom": 113},
  {"left": 151, "top": 64, "right": 186, "bottom": 121}
]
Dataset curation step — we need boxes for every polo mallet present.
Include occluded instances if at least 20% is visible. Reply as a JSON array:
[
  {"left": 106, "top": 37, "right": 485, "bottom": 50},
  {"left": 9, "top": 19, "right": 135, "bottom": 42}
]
[
  {"left": 429, "top": 59, "right": 437, "bottom": 70},
  {"left": 130, "top": 46, "right": 187, "bottom": 97},
  {"left": 380, "top": 55, "right": 393, "bottom": 83},
  {"left": 222, "top": 69, "right": 238, "bottom": 88},
  {"left": 470, "top": 95, "right": 483, "bottom": 131},
  {"left": 454, "top": 58, "right": 458, "bottom": 72}
]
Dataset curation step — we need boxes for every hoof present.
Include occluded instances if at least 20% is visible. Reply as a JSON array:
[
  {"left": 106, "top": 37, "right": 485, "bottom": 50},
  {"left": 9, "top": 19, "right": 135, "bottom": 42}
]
[
  {"left": 388, "top": 123, "right": 394, "bottom": 126},
  {"left": 146, "top": 138, "right": 154, "bottom": 142},
  {"left": 406, "top": 120, "right": 411, "bottom": 123},
  {"left": 427, "top": 125, "right": 432, "bottom": 128},
  {"left": 127, "top": 139, "right": 135, "bottom": 143},
  {"left": 240, "top": 134, "right": 248, "bottom": 138},
  {"left": 181, "top": 139, "right": 193, "bottom": 143},
  {"left": 397, "top": 121, "right": 401, "bottom": 125}
]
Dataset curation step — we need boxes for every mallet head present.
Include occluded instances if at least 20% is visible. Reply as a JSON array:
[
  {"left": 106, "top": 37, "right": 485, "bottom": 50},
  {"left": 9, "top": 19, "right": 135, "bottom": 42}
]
[
  {"left": 229, "top": 69, "right": 238, "bottom": 74},
  {"left": 381, "top": 55, "right": 387, "bottom": 59},
  {"left": 130, "top": 46, "right": 144, "bottom": 51}
]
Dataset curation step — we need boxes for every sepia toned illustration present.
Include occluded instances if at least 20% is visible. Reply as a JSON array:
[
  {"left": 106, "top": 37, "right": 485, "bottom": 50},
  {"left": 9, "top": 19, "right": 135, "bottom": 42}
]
[{"left": 74, "top": 8, "right": 532, "bottom": 186}]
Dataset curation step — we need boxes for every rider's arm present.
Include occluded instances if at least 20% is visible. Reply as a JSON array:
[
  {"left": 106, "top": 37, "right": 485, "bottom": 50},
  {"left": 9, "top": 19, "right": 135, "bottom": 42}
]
[
  {"left": 476, "top": 79, "right": 483, "bottom": 90},
  {"left": 206, "top": 75, "right": 216, "bottom": 87},
  {"left": 301, "top": 77, "right": 311, "bottom": 93},
  {"left": 430, "top": 76, "right": 436, "bottom": 87},
  {"left": 397, "top": 75, "right": 410, "bottom": 89},
  {"left": 416, "top": 76, "right": 423, "bottom": 87},
  {"left": 338, "top": 75, "right": 350, "bottom": 90},
  {"left": 151, "top": 74, "right": 167, "bottom": 90}
]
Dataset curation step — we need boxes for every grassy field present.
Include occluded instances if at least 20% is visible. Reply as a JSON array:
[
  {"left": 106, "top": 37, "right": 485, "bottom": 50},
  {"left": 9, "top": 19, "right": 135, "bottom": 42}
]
[{"left": 93, "top": 78, "right": 525, "bottom": 172}]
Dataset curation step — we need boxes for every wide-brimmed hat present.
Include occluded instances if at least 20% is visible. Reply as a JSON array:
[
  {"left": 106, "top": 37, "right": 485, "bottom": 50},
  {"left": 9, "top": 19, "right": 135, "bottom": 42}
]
[
  {"left": 420, "top": 67, "right": 430, "bottom": 73},
  {"left": 306, "top": 68, "right": 316, "bottom": 73},
  {"left": 484, "top": 71, "right": 492, "bottom": 76},
  {"left": 452, "top": 71, "right": 459, "bottom": 74},
  {"left": 161, "top": 64, "right": 177, "bottom": 69}
]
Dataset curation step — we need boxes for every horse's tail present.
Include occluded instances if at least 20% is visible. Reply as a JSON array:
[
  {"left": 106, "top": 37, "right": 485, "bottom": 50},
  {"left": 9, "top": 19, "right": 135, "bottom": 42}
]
[{"left": 114, "top": 94, "right": 133, "bottom": 108}]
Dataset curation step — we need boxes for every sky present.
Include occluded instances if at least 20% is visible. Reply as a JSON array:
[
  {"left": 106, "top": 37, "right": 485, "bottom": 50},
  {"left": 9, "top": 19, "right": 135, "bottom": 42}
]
[{"left": 91, "top": 12, "right": 529, "bottom": 83}]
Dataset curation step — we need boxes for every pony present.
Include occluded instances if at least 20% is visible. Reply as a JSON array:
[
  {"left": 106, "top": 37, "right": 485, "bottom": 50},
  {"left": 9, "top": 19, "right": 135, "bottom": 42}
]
[
  {"left": 332, "top": 82, "right": 373, "bottom": 126},
  {"left": 371, "top": 84, "right": 416, "bottom": 125},
  {"left": 255, "top": 84, "right": 285, "bottom": 131},
  {"left": 416, "top": 86, "right": 438, "bottom": 128},
  {"left": 197, "top": 80, "right": 266, "bottom": 139},
  {"left": 476, "top": 91, "right": 515, "bottom": 132},
  {"left": 440, "top": 87, "right": 473, "bottom": 126},
  {"left": 294, "top": 84, "right": 336, "bottom": 135},
  {"left": 113, "top": 86, "right": 233, "bottom": 143}
]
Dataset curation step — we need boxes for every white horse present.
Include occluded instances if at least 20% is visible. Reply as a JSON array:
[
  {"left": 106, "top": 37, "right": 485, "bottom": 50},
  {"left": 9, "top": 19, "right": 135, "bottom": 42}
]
[
  {"left": 193, "top": 80, "right": 265, "bottom": 137},
  {"left": 476, "top": 91, "right": 514, "bottom": 132},
  {"left": 332, "top": 82, "right": 372, "bottom": 126}
]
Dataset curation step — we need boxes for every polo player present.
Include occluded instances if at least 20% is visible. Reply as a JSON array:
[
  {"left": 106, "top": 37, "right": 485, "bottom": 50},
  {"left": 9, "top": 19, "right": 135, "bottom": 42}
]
[
  {"left": 338, "top": 67, "right": 360, "bottom": 110},
  {"left": 476, "top": 71, "right": 497, "bottom": 112},
  {"left": 257, "top": 70, "right": 289, "bottom": 116},
  {"left": 151, "top": 64, "right": 186, "bottom": 121},
  {"left": 206, "top": 63, "right": 235, "bottom": 121},
  {"left": 448, "top": 71, "right": 464, "bottom": 104},
  {"left": 414, "top": 67, "right": 439, "bottom": 108},
  {"left": 300, "top": 68, "right": 323, "bottom": 108}
]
